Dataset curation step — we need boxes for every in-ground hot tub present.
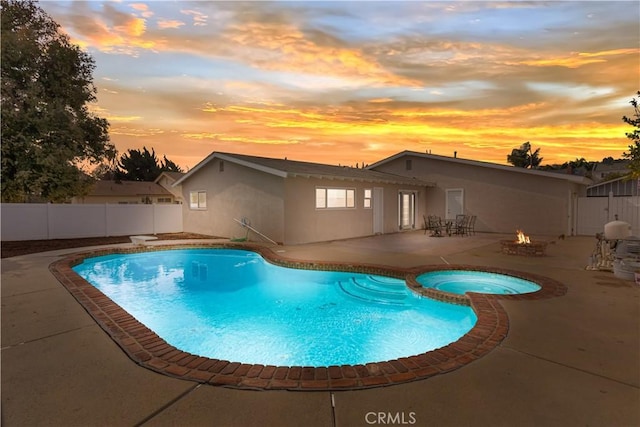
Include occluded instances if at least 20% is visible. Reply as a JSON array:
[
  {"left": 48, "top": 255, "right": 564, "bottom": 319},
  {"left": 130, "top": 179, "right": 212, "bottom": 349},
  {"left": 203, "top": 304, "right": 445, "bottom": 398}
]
[{"left": 416, "top": 270, "right": 541, "bottom": 295}]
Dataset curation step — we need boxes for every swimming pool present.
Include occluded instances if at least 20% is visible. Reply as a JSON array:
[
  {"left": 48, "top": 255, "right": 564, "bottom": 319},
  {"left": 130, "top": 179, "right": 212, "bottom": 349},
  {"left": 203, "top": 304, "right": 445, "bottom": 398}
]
[
  {"left": 416, "top": 270, "right": 541, "bottom": 295},
  {"left": 72, "top": 248, "right": 477, "bottom": 367}
]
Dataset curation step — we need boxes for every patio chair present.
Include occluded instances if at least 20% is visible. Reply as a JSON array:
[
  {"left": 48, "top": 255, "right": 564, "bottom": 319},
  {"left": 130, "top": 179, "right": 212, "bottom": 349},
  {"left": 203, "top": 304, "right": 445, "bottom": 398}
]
[
  {"left": 426, "top": 215, "right": 443, "bottom": 237},
  {"left": 454, "top": 214, "right": 468, "bottom": 236},
  {"left": 464, "top": 215, "right": 477, "bottom": 236}
]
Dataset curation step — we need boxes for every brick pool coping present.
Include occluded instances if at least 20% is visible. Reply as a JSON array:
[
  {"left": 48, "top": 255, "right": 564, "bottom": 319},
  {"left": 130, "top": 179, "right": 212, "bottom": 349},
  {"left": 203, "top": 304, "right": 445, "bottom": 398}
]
[{"left": 49, "top": 242, "right": 567, "bottom": 391}]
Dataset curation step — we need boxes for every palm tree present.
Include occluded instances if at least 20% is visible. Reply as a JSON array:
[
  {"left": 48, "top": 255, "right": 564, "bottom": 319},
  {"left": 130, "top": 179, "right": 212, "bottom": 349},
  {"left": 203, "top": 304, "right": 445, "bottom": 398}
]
[{"left": 507, "top": 142, "right": 543, "bottom": 169}]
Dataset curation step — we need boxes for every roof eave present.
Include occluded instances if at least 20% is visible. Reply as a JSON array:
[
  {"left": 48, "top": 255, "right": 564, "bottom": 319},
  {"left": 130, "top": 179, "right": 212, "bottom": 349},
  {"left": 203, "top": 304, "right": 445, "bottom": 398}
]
[{"left": 370, "top": 151, "right": 592, "bottom": 185}]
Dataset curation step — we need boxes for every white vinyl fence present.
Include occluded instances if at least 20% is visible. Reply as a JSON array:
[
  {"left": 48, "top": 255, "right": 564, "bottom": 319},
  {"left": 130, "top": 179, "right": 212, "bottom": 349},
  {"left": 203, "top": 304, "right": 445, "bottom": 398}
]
[
  {"left": 577, "top": 195, "right": 640, "bottom": 236},
  {"left": 1, "top": 203, "right": 183, "bottom": 241}
]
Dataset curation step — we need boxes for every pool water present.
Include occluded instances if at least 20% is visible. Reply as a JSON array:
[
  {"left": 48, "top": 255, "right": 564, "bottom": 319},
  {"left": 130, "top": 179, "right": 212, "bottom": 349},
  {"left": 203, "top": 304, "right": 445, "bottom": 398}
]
[
  {"left": 417, "top": 270, "right": 541, "bottom": 295},
  {"left": 73, "top": 249, "right": 477, "bottom": 367}
]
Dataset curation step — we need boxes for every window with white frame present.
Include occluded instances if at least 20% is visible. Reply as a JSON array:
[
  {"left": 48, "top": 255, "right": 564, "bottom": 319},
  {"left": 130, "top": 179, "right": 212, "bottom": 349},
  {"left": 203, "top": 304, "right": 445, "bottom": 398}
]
[
  {"left": 316, "top": 187, "right": 356, "bottom": 209},
  {"left": 364, "top": 188, "right": 372, "bottom": 208},
  {"left": 189, "top": 190, "right": 207, "bottom": 209}
]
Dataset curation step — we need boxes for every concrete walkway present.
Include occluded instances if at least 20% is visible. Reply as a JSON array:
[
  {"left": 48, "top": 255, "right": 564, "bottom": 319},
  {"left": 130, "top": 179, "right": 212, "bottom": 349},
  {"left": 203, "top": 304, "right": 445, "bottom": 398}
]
[{"left": 2, "top": 232, "right": 639, "bottom": 426}]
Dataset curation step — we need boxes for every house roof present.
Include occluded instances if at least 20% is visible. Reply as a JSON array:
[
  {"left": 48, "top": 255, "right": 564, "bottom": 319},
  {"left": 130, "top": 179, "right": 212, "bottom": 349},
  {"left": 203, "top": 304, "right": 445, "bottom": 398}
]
[
  {"left": 174, "top": 152, "right": 434, "bottom": 187},
  {"left": 154, "top": 171, "right": 185, "bottom": 184},
  {"left": 587, "top": 175, "right": 638, "bottom": 189},
  {"left": 89, "top": 180, "right": 173, "bottom": 197},
  {"left": 592, "top": 160, "right": 630, "bottom": 174},
  {"left": 368, "top": 151, "right": 593, "bottom": 185}
]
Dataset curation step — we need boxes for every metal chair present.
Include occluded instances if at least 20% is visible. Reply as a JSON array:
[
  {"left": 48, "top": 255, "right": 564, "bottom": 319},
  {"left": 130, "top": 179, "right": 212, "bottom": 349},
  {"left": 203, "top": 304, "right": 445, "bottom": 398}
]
[
  {"left": 464, "top": 215, "right": 477, "bottom": 236},
  {"left": 454, "top": 214, "right": 468, "bottom": 236}
]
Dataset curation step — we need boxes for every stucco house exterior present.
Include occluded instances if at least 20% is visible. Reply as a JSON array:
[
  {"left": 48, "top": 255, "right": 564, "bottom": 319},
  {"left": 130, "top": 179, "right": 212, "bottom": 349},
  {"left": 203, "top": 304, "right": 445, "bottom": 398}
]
[
  {"left": 368, "top": 151, "right": 592, "bottom": 236},
  {"left": 173, "top": 152, "right": 432, "bottom": 245}
]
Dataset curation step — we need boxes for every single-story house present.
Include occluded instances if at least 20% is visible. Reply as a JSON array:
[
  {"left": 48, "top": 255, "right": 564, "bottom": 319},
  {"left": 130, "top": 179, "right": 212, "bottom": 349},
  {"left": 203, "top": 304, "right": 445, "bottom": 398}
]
[
  {"left": 591, "top": 160, "right": 630, "bottom": 182},
  {"left": 72, "top": 180, "right": 177, "bottom": 204},
  {"left": 155, "top": 172, "right": 185, "bottom": 204},
  {"left": 368, "top": 151, "right": 592, "bottom": 237},
  {"left": 173, "top": 152, "right": 432, "bottom": 245}
]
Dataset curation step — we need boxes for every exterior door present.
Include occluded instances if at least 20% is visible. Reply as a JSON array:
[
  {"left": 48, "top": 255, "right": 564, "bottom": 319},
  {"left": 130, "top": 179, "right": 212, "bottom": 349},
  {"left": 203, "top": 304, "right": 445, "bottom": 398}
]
[
  {"left": 399, "top": 191, "right": 416, "bottom": 229},
  {"left": 373, "top": 187, "right": 384, "bottom": 234},
  {"left": 445, "top": 189, "right": 464, "bottom": 220}
]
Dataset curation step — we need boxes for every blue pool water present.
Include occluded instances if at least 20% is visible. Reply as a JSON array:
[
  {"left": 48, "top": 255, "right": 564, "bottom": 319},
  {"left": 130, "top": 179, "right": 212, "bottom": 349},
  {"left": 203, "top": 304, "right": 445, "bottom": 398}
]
[
  {"left": 73, "top": 249, "right": 477, "bottom": 367},
  {"left": 417, "top": 270, "right": 541, "bottom": 295}
]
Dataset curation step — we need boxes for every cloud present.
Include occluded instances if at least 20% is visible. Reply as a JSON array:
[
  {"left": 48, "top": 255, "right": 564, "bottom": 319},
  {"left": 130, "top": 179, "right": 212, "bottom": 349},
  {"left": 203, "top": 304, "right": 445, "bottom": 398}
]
[
  {"left": 221, "top": 22, "right": 422, "bottom": 89},
  {"left": 181, "top": 9, "right": 208, "bottom": 26},
  {"left": 129, "top": 3, "right": 153, "bottom": 19},
  {"left": 520, "top": 48, "right": 639, "bottom": 68},
  {"left": 38, "top": 1, "right": 635, "bottom": 168},
  {"left": 157, "top": 19, "right": 185, "bottom": 30}
]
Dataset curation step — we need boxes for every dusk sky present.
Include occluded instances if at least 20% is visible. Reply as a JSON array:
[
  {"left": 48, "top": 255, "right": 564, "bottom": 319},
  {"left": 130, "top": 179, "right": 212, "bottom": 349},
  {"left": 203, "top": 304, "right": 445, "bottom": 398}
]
[{"left": 39, "top": 1, "right": 640, "bottom": 171}]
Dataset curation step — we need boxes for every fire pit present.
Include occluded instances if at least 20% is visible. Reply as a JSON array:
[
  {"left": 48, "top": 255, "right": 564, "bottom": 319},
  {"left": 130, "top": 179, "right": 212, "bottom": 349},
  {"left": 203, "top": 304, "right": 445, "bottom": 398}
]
[{"left": 501, "top": 230, "right": 547, "bottom": 257}]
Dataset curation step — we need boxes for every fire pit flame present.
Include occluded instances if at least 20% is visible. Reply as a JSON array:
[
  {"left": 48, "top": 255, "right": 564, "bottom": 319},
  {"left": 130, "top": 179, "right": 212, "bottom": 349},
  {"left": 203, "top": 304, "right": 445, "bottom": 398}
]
[
  {"left": 516, "top": 229, "right": 531, "bottom": 245},
  {"left": 502, "top": 230, "right": 546, "bottom": 256}
]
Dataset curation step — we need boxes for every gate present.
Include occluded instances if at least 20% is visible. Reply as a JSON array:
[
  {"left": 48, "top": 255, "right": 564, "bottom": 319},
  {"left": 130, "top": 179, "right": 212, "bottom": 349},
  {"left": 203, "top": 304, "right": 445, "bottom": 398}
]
[{"left": 577, "top": 194, "right": 640, "bottom": 236}]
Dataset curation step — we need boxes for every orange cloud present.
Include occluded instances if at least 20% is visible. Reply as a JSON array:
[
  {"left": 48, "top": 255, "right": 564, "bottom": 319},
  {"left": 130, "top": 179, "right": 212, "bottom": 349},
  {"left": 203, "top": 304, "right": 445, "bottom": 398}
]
[
  {"left": 521, "top": 48, "right": 639, "bottom": 68},
  {"left": 224, "top": 22, "right": 422, "bottom": 88}
]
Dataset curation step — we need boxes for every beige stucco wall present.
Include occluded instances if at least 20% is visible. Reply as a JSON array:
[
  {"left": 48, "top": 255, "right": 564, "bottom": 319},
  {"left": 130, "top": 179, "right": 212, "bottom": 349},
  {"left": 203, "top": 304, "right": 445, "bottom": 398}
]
[
  {"left": 372, "top": 155, "right": 586, "bottom": 236},
  {"left": 181, "top": 159, "right": 286, "bottom": 242},
  {"left": 282, "top": 178, "right": 427, "bottom": 245},
  {"left": 180, "top": 158, "right": 428, "bottom": 244}
]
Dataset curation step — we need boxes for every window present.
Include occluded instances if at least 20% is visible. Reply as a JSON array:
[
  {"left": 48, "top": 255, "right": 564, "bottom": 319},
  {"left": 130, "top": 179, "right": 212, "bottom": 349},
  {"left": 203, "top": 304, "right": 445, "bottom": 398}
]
[
  {"left": 364, "top": 189, "right": 372, "bottom": 208},
  {"left": 219, "top": 160, "right": 224, "bottom": 172},
  {"left": 189, "top": 191, "right": 207, "bottom": 209},
  {"left": 316, "top": 187, "right": 355, "bottom": 209},
  {"left": 406, "top": 159, "right": 412, "bottom": 171}
]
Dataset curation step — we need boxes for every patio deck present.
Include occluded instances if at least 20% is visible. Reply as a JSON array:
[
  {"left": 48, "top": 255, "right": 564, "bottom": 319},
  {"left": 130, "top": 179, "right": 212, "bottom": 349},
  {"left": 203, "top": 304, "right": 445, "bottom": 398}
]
[{"left": 2, "top": 232, "right": 639, "bottom": 426}]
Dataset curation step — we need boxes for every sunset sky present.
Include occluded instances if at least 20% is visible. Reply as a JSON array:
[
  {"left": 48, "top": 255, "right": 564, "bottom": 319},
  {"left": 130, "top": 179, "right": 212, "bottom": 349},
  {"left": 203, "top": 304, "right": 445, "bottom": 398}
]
[{"left": 39, "top": 1, "right": 640, "bottom": 171}]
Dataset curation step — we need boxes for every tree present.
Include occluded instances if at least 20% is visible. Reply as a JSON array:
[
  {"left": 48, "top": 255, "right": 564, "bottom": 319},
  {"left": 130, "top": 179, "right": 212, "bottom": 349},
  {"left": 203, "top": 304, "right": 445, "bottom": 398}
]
[
  {"left": 114, "top": 147, "right": 183, "bottom": 181},
  {"left": 1, "top": 0, "right": 115, "bottom": 202},
  {"left": 622, "top": 91, "right": 640, "bottom": 179},
  {"left": 507, "top": 142, "right": 543, "bottom": 168}
]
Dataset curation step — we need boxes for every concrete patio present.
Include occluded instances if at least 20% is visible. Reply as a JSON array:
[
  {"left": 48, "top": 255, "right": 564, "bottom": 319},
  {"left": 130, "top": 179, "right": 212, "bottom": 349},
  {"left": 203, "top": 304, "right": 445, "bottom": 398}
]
[{"left": 2, "top": 232, "right": 639, "bottom": 426}]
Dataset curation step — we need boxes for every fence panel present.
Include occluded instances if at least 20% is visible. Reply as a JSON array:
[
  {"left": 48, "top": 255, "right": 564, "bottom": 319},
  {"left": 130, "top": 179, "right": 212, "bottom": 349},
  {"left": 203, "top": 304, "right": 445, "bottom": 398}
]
[
  {"left": 153, "top": 203, "right": 183, "bottom": 234},
  {"left": 49, "top": 204, "right": 107, "bottom": 239},
  {"left": 106, "top": 204, "right": 155, "bottom": 236},
  {"left": 1, "top": 204, "right": 49, "bottom": 241},
  {"left": 1, "top": 203, "right": 183, "bottom": 241},
  {"left": 577, "top": 196, "right": 640, "bottom": 236}
]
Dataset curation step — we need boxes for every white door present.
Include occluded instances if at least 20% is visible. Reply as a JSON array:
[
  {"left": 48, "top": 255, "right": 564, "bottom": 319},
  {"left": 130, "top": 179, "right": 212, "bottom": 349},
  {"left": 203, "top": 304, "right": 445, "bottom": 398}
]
[
  {"left": 373, "top": 187, "right": 384, "bottom": 234},
  {"left": 399, "top": 191, "right": 416, "bottom": 229},
  {"left": 445, "top": 189, "right": 464, "bottom": 220}
]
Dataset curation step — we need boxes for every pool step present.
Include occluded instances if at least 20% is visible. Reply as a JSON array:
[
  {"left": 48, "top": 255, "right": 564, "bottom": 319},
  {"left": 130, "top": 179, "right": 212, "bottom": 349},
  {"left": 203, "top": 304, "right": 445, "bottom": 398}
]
[{"left": 338, "top": 276, "right": 410, "bottom": 306}]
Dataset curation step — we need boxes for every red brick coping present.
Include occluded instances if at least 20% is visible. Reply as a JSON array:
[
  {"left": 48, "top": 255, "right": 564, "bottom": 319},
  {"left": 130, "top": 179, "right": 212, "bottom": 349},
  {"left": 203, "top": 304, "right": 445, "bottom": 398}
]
[{"left": 49, "top": 243, "right": 567, "bottom": 391}]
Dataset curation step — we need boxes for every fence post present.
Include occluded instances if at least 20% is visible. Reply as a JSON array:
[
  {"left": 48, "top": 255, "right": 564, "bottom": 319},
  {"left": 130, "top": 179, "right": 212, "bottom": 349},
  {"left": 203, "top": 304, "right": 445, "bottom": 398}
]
[
  {"left": 105, "top": 204, "right": 110, "bottom": 237},
  {"left": 46, "top": 203, "right": 52, "bottom": 239},
  {"left": 608, "top": 191, "right": 614, "bottom": 222}
]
